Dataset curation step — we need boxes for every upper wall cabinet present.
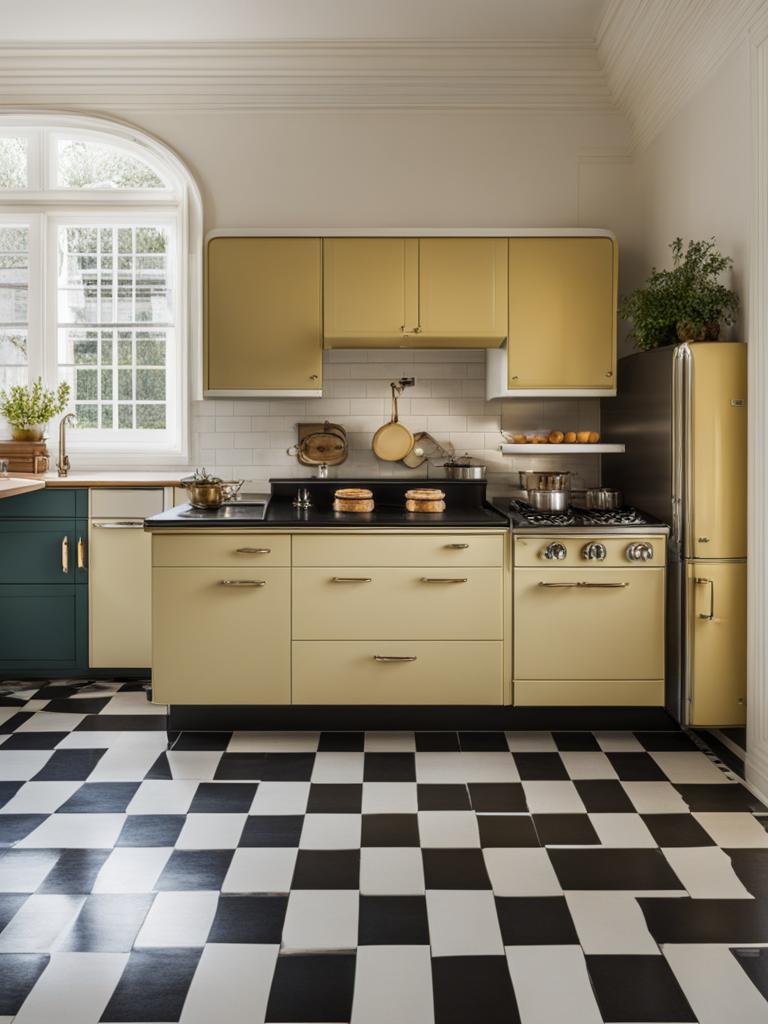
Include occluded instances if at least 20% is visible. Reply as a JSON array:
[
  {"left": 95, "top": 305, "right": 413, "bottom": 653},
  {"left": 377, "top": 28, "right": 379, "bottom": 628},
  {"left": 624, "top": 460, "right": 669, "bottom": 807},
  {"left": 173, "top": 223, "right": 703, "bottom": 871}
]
[
  {"left": 486, "top": 235, "right": 617, "bottom": 398},
  {"left": 205, "top": 236, "right": 322, "bottom": 397},
  {"left": 323, "top": 237, "right": 508, "bottom": 348}
]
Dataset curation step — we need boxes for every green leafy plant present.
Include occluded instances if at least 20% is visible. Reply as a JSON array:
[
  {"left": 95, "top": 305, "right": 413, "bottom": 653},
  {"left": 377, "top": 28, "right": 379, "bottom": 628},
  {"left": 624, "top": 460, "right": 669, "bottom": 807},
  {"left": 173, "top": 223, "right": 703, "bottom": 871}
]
[
  {"left": 0, "top": 378, "right": 71, "bottom": 431},
  {"left": 620, "top": 237, "right": 739, "bottom": 350}
]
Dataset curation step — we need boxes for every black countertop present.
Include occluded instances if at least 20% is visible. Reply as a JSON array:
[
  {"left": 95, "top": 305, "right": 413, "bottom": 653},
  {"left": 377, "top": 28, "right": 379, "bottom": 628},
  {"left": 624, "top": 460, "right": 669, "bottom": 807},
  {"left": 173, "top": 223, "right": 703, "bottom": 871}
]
[{"left": 146, "top": 478, "right": 510, "bottom": 529}]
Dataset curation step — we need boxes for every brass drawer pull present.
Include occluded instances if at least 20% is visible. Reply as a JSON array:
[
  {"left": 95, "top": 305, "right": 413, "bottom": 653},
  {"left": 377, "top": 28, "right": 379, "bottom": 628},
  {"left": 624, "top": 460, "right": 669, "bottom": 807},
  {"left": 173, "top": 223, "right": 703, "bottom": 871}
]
[
  {"left": 219, "top": 579, "right": 266, "bottom": 587},
  {"left": 445, "top": 543, "right": 469, "bottom": 549},
  {"left": 77, "top": 537, "right": 87, "bottom": 570},
  {"left": 236, "top": 547, "right": 272, "bottom": 554},
  {"left": 331, "top": 576, "right": 373, "bottom": 583},
  {"left": 93, "top": 521, "right": 144, "bottom": 529},
  {"left": 374, "top": 655, "right": 418, "bottom": 662},
  {"left": 695, "top": 576, "right": 715, "bottom": 619},
  {"left": 538, "top": 582, "right": 578, "bottom": 588},
  {"left": 421, "top": 577, "right": 468, "bottom": 584},
  {"left": 538, "top": 581, "right": 629, "bottom": 589},
  {"left": 61, "top": 535, "right": 69, "bottom": 574}
]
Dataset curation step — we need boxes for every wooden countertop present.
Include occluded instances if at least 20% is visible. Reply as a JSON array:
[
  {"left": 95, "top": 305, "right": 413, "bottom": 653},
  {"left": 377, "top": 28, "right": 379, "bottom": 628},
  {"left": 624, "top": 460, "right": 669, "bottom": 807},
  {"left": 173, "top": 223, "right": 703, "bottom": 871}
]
[
  {"left": 0, "top": 477, "right": 46, "bottom": 499},
  {"left": 12, "top": 471, "right": 191, "bottom": 488}
]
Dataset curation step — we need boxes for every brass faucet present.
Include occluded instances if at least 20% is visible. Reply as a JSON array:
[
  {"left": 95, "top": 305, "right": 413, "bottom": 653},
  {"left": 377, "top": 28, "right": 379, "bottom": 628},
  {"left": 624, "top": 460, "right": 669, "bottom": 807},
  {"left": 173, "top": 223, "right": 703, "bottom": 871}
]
[{"left": 57, "top": 413, "right": 76, "bottom": 477}]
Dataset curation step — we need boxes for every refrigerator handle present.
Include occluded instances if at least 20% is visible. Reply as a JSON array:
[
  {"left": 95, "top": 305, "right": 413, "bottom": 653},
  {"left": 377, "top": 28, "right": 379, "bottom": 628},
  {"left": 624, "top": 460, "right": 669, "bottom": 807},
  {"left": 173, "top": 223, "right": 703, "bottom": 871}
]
[
  {"left": 672, "top": 344, "right": 690, "bottom": 553},
  {"left": 694, "top": 576, "right": 714, "bottom": 620}
]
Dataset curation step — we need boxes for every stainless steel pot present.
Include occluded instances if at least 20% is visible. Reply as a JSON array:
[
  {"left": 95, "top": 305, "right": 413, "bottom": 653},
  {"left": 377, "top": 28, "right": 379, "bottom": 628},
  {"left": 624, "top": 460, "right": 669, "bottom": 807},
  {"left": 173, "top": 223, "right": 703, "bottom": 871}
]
[
  {"left": 180, "top": 472, "right": 244, "bottom": 509},
  {"left": 443, "top": 459, "right": 487, "bottom": 480},
  {"left": 518, "top": 471, "right": 571, "bottom": 491},
  {"left": 584, "top": 487, "right": 623, "bottom": 510},
  {"left": 526, "top": 488, "right": 570, "bottom": 512}
]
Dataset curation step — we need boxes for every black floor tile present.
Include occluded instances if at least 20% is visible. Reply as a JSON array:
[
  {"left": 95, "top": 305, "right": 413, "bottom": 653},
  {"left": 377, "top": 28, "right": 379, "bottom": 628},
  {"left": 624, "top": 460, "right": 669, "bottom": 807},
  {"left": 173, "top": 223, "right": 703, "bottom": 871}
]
[
  {"left": 548, "top": 848, "right": 684, "bottom": 890},
  {"left": 208, "top": 894, "right": 287, "bottom": 943},
  {"left": 58, "top": 893, "right": 154, "bottom": 951},
  {"left": 0, "top": 780, "right": 22, "bottom": 808},
  {"left": 721, "top": 727, "right": 748, "bottom": 749},
  {"left": 634, "top": 731, "right": 698, "bottom": 751},
  {"left": 432, "top": 955, "right": 520, "bottom": 1024},
  {"left": 586, "top": 954, "right": 696, "bottom": 1022},
  {"left": 422, "top": 849, "right": 492, "bottom": 889},
  {"left": 172, "top": 731, "right": 232, "bottom": 751},
  {"left": 37, "top": 849, "right": 111, "bottom": 894},
  {"left": 1, "top": 731, "right": 68, "bottom": 749},
  {"left": 494, "top": 896, "right": 579, "bottom": 945},
  {"left": 513, "top": 752, "right": 568, "bottom": 780},
  {"left": 214, "top": 752, "right": 314, "bottom": 781},
  {"left": 727, "top": 849, "right": 768, "bottom": 899},
  {"left": 533, "top": 814, "right": 601, "bottom": 846},
  {"left": 100, "top": 948, "right": 202, "bottom": 1022},
  {"left": 639, "top": 895, "right": 768, "bottom": 942},
  {"left": 0, "top": 953, "right": 50, "bottom": 1015},
  {"left": 0, "top": 814, "right": 47, "bottom": 845},
  {"left": 363, "top": 752, "right": 416, "bottom": 782},
  {"left": 673, "top": 783, "right": 767, "bottom": 812},
  {"left": 361, "top": 813, "right": 420, "bottom": 847},
  {"left": 458, "top": 732, "right": 508, "bottom": 751},
  {"left": 417, "top": 784, "right": 471, "bottom": 811},
  {"left": 0, "top": 893, "right": 27, "bottom": 930},
  {"left": 115, "top": 815, "right": 185, "bottom": 848},
  {"left": 317, "top": 732, "right": 365, "bottom": 752},
  {"left": 606, "top": 752, "right": 667, "bottom": 781},
  {"left": 291, "top": 850, "right": 360, "bottom": 889},
  {"left": 415, "top": 732, "right": 460, "bottom": 752},
  {"left": 358, "top": 894, "right": 430, "bottom": 944},
  {"left": 155, "top": 850, "right": 234, "bottom": 891},
  {"left": 306, "top": 783, "right": 362, "bottom": 814},
  {"left": 265, "top": 952, "right": 356, "bottom": 1023},
  {"left": 144, "top": 752, "right": 173, "bottom": 780},
  {"left": 641, "top": 813, "right": 716, "bottom": 847},
  {"left": 57, "top": 782, "right": 140, "bottom": 813},
  {"left": 477, "top": 815, "right": 539, "bottom": 848},
  {"left": 574, "top": 780, "right": 635, "bottom": 813},
  {"left": 188, "top": 782, "right": 258, "bottom": 814},
  {"left": 552, "top": 732, "right": 601, "bottom": 751},
  {"left": 32, "top": 748, "right": 107, "bottom": 781},
  {"left": 238, "top": 815, "right": 304, "bottom": 847},
  {"left": 468, "top": 782, "right": 527, "bottom": 813},
  {"left": 76, "top": 715, "right": 166, "bottom": 731},
  {"left": 44, "top": 697, "right": 112, "bottom": 715},
  {"left": 0, "top": 712, "right": 36, "bottom": 732},
  {"left": 732, "top": 948, "right": 768, "bottom": 1000}
]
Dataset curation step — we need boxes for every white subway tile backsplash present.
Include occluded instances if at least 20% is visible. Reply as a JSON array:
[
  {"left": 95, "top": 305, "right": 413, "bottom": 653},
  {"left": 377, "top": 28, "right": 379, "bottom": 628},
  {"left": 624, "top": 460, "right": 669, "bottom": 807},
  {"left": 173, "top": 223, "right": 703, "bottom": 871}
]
[{"left": 215, "top": 416, "right": 252, "bottom": 433}]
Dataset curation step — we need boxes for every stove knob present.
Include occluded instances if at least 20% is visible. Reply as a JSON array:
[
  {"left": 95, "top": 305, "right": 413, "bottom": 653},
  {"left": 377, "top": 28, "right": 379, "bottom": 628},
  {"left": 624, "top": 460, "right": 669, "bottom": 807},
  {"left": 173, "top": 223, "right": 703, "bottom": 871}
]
[
  {"left": 582, "top": 542, "right": 607, "bottom": 561},
  {"left": 543, "top": 542, "right": 567, "bottom": 561},
  {"left": 626, "top": 542, "right": 654, "bottom": 562}
]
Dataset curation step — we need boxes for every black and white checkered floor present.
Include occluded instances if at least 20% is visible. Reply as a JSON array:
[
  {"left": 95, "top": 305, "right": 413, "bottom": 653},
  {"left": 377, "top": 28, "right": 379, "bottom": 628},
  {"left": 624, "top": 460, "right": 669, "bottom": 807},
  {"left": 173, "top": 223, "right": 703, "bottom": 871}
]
[{"left": 1, "top": 681, "right": 768, "bottom": 1023}]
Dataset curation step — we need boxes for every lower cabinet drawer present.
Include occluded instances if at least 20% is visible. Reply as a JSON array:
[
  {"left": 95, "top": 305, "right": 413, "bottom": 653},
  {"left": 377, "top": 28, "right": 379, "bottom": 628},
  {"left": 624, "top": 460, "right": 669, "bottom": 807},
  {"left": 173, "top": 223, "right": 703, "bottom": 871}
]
[
  {"left": 292, "top": 641, "right": 504, "bottom": 704},
  {"left": 292, "top": 533, "right": 504, "bottom": 567},
  {"left": 514, "top": 679, "right": 665, "bottom": 707},
  {"left": 153, "top": 533, "right": 290, "bottom": 567}
]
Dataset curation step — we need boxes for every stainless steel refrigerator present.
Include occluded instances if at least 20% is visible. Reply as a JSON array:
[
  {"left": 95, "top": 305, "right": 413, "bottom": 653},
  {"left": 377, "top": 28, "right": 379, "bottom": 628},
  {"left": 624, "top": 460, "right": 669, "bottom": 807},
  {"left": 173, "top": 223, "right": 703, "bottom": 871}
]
[{"left": 602, "top": 342, "right": 747, "bottom": 726}]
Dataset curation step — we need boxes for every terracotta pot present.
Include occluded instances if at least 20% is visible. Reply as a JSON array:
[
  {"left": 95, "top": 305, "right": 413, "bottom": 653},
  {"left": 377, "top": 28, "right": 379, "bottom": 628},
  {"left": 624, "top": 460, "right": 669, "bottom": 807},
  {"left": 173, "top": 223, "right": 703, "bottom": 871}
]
[
  {"left": 676, "top": 320, "right": 720, "bottom": 342},
  {"left": 11, "top": 425, "right": 46, "bottom": 442}
]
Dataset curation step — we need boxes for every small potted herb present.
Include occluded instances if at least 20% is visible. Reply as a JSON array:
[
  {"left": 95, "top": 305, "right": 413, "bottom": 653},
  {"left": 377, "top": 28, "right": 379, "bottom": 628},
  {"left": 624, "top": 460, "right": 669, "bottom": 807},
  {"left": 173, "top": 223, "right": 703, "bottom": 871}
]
[
  {"left": 0, "top": 378, "right": 71, "bottom": 441},
  {"left": 620, "top": 237, "right": 739, "bottom": 350}
]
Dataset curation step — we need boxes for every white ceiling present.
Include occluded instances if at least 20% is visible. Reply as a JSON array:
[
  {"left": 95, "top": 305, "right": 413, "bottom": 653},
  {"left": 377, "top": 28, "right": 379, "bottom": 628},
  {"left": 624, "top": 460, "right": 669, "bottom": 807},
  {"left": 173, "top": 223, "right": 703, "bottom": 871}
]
[{"left": 2, "top": 0, "right": 608, "bottom": 42}]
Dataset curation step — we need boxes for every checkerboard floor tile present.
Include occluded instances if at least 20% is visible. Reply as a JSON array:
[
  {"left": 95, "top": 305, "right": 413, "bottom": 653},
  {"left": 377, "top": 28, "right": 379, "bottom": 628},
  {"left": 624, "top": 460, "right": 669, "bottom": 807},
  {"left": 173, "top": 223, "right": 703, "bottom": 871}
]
[{"left": 0, "top": 681, "right": 767, "bottom": 1021}]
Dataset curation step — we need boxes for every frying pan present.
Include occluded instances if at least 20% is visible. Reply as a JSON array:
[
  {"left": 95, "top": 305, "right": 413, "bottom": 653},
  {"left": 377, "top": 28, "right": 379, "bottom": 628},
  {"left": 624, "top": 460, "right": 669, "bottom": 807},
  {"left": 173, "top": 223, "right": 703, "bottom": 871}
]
[{"left": 372, "top": 381, "right": 414, "bottom": 462}]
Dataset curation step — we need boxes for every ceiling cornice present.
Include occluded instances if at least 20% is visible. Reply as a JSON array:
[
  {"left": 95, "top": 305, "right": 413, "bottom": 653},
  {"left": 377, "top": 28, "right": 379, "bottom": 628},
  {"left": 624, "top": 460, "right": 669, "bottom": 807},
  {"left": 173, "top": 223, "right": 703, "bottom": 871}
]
[
  {"left": 597, "top": 0, "right": 768, "bottom": 149},
  {"left": 0, "top": 39, "right": 616, "bottom": 113}
]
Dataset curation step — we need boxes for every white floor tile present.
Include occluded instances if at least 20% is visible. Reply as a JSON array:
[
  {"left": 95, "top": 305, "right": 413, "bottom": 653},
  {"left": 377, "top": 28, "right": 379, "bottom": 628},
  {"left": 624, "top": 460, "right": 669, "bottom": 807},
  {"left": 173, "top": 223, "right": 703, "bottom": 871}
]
[
  {"left": 505, "top": 731, "right": 557, "bottom": 752},
  {"left": 248, "top": 782, "right": 310, "bottom": 815},
  {"left": 522, "top": 781, "right": 586, "bottom": 814},
  {"left": 0, "top": 850, "right": 59, "bottom": 893},
  {"left": 134, "top": 891, "right": 218, "bottom": 947},
  {"left": 299, "top": 813, "right": 361, "bottom": 849},
  {"left": 222, "top": 848, "right": 298, "bottom": 894},
  {"left": 650, "top": 751, "right": 734, "bottom": 784},
  {"left": 692, "top": 812, "right": 768, "bottom": 848},
  {"left": 0, "top": 707, "right": 24, "bottom": 726},
  {"left": 664, "top": 944, "right": 768, "bottom": 1024},
  {"left": 621, "top": 782, "right": 691, "bottom": 814},
  {"left": 310, "top": 752, "right": 364, "bottom": 783},
  {"left": 483, "top": 848, "right": 562, "bottom": 896},
  {"left": 15, "top": 712, "right": 85, "bottom": 732},
  {"left": 99, "top": 691, "right": 166, "bottom": 715},
  {"left": 661, "top": 846, "right": 753, "bottom": 898},
  {"left": 559, "top": 752, "right": 618, "bottom": 780},
  {"left": 13, "top": 952, "right": 129, "bottom": 1024},
  {"left": 506, "top": 945, "right": 602, "bottom": 1024},
  {"left": 364, "top": 732, "right": 416, "bottom": 752},
  {"left": 282, "top": 890, "right": 358, "bottom": 950},
  {"left": 176, "top": 814, "right": 247, "bottom": 850},
  {"left": 56, "top": 731, "right": 130, "bottom": 749},
  {"left": 415, "top": 752, "right": 465, "bottom": 784},
  {"left": 593, "top": 731, "right": 644, "bottom": 752},
  {"left": 589, "top": 813, "right": 657, "bottom": 848},
  {"left": 87, "top": 734, "right": 168, "bottom": 782},
  {"left": 0, "top": 750, "right": 51, "bottom": 780},
  {"left": 166, "top": 751, "right": 222, "bottom": 781},
  {"left": 179, "top": 943, "right": 280, "bottom": 1024},
  {"left": 426, "top": 890, "right": 503, "bottom": 956},
  {"left": 126, "top": 780, "right": 198, "bottom": 815},
  {"left": 417, "top": 811, "right": 480, "bottom": 848},
  {"left": 460, "top": 752, "right": 520, "bottom": 783},
  {"left": 226, "top": 731, "right": 319, "bottom": 753},
  {"left": 17, "top": 813, "right": 125, "bottom": 849},
  {"left": 0, "top": 895, "right": 85, "bottom": 952},
  {"left": 564, "top": 891, "right": 660, "bottom": 954},
  {"left": 92, "top": 848, "right": 173, "bottom": 894},
  {"left": 361, "top": 782, "right": 418, "bottom": 813},
  {"left": 351, "top": 945, "right": 433, "bottom": 1024},
  {"left": 360, "top": 847, "right": 425, "bottom": 895},
  {"left": 0, "top": 781, "right": 80, "bottom": 814}
]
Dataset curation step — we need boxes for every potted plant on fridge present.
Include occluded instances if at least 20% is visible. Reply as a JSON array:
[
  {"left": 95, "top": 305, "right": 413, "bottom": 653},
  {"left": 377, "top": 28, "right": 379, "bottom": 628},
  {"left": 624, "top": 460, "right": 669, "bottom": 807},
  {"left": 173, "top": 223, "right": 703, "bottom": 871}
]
[
  {"left": 620, "top": 237, "right": 739, "bottom": 350},
  {"left": 0, "top": 377, "right": 71, "bottom": 441}
]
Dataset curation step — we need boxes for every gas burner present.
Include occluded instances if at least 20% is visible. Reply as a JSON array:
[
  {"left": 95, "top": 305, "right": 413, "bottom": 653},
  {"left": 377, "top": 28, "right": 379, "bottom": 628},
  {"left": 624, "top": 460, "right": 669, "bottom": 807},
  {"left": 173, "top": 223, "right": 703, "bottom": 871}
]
[
  {"left": 509, "top": 499, "right": 652, "bottom": 529},
  {"left": 508, "top": 500, "right": 577, "bottom": 527},
  {"left": 575, "top": 507, "right": 649, "bottom": 526}
]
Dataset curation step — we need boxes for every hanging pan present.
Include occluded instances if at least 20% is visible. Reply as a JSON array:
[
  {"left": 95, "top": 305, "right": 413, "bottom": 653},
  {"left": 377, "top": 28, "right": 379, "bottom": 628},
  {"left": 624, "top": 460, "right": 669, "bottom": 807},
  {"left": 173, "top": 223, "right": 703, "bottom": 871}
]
[{"left": 372, "top": 381, "right": 414, "bottom": 462}]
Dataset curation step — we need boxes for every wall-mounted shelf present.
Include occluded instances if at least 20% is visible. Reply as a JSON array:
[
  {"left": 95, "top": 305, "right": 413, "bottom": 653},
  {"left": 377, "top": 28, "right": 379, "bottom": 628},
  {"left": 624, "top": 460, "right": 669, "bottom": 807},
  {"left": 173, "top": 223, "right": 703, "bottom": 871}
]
[{"left": 500, "top": 443, "right": 625, "bottom": 455}]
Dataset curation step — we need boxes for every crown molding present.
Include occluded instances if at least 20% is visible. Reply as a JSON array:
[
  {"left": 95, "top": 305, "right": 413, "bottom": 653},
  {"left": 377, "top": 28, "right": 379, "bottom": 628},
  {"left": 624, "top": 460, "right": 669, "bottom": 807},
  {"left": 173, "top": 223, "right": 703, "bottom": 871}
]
[
  {"left": 0, "top": 39, "right": 616, "bottom": 113},
  {"left": 597, "top": 0, "right": 768, "bottom": 149}
]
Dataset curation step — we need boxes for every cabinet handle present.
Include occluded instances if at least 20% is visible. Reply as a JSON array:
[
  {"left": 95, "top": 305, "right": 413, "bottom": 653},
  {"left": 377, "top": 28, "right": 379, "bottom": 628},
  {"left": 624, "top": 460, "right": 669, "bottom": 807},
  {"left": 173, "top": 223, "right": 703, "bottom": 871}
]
[
  {"left": 236, "top": 547, "right": 271, "bottom": 554},
  {"left": 374, "top": 655, "right": 418, "bottom": 662},
  {"left": 445, "top": 543, "right": 469, "bottom": 549},
  {"left": 61, "top": 535, "right": 69, "bottom": 574},
  {"left": 218, "top": 579, "right": 266, "bottom": 587},
  {"left": 331, "top": 576, "right": 373, "bottom": 583},
  {"left": 605, "top": 371, "right": 614, "bottom": 378},
  {"left": 420, "top": 577, "right": 468, "bottom": 584},
  {"left": 93, "top": 521, "right": 144, "bottom": 529},
  {"left": 77, "top": 537, "right": 86, "bottom": 570},
  {"left": 695, "top": 576, "right": 715, "bottom": 620},
  {"left": 538, "top": 581, "right": 629, "bottom": 589},
  {"left": 309, "top": 374, "right": 319, "bottom": 381}
]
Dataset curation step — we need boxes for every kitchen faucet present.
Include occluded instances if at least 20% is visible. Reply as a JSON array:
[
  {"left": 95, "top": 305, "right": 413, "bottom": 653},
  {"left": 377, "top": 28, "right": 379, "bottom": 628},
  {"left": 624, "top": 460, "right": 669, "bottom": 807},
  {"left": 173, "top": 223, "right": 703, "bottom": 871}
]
[{"left": 57, "top": 413, "right": 76, "bottom": 477}]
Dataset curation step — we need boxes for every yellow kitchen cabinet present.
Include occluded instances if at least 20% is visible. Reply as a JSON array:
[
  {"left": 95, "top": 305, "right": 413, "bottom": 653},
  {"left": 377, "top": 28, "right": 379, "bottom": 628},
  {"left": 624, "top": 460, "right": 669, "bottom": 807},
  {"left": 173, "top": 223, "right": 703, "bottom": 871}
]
[
  {"left": 152, "top": 566, "right": 290, "bottom": 704},
  {"left": 488, "top": 235, "right": 617, "bottom": 396},
  {"left": 417, "top": 237, "right": 507, "bottom": 344},
  {"left": 292, "top": 532, "right": 504, "bottom": 568},
  {"left": 687, "top": 560, "right": 747, "bottom": 726},
  {"left": 89, "top": 520, "right": 152, "bottom": 668},
  {"left": 205, "top": 236, "right": 322, "bottom": 395}
]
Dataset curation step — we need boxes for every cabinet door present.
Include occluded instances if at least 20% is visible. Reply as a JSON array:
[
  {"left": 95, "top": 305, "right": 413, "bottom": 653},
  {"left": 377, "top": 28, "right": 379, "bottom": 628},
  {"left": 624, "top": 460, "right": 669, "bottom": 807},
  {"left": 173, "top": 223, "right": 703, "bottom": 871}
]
[
  {"left": 0, "top": 584, "right": 87, "bottom": 672},
  {"left": 323, "top": 238, "right": 418, "bottom": 345},
  {"left": 688, "top": 560, "right": 746, "bottom": 726},
  {"left": 152, "top": 567, "right": 290, "bottom": 704},
  {"left": 90, "top": 521, "right": 152, "bottom": 669},
  {"left": 506, "top": 237, "right": 616, "bottom": 389},
  {"left": 0, "top": 520, "right": 86, "bottom": 585},
  {"left": 417, "top": 238, "right": 507, "bottom": 343},
  {"left": 206, "top": 237, "right": 322, "bottom": 393}
]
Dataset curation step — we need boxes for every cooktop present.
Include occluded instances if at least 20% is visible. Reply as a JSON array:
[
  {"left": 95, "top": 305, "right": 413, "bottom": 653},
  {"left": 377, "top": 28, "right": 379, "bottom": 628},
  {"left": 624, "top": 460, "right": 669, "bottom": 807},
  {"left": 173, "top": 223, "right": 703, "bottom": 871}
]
[{"left": 508, "top": 499, "right": 665, "bottom": 529}]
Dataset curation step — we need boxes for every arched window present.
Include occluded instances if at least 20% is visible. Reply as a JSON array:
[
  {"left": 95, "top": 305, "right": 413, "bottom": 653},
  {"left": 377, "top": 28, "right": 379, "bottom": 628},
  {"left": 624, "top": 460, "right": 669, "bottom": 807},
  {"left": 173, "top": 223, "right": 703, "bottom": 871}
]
[{"left": 0, "top": 115, "right": 201, "bottom": 463}]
